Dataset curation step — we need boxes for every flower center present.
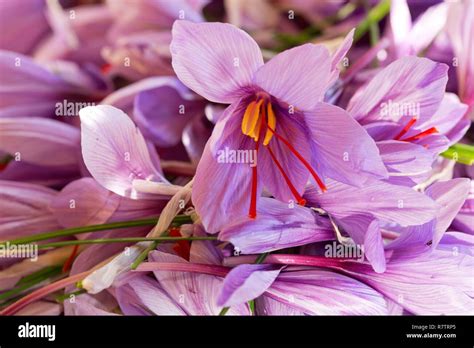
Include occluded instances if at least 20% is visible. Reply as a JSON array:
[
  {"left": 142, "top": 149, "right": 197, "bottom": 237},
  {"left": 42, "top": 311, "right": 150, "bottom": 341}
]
[
  {"left": 241, "top": 97, "right": 326, "bottom": 219},
  {"left": 241, "top": 96, "right": 276, "bottom": 146}
]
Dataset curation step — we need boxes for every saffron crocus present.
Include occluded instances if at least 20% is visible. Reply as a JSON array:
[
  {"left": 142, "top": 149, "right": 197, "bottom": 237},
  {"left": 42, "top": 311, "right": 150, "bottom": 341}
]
[
  {"left": 347, "top": 56, "right": 469, "bottom": 185},
  {"left": 171, "top": 21, "right": 387, "bottom": 232}
]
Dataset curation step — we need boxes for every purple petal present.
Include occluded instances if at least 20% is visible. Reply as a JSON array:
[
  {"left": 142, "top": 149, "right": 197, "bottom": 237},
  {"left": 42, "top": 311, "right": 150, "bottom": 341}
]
[
  {"left": 133, "top": 80, "right": 205, "bottom": 147},
  {"left": 79, "top": 105, "right": 166, "bottom": 200},
  {"left": 217, "top": 264, "right": 282, "bottom": 307},
  {"left": 219, "top": 198, "right": 334, "bottom": 254},
  {"left": 376, "top": 140, "right": 434, "bottom": 185},
  {"left": 149, "top": 251, "right": 250, "bottom": 315},
  {"left": 426, "top": 178, "right": 470, "bottom": 248},
  {"left": 170, "top": 20, "right": 263, "bottom": 103},
  {"left": 305, "top": 179, "right": 439, "bottom": 226},
  {"left": 258, "top": 111, "right": 310, "bottom": 202},
  {"left": 0, "top": 117, "right": 80, "bottom": 167},
  {"left": 305, "top": 102, "right": 388, "bottom": 186},
  {"left": 0, "top": 180, "right": 59, "bottom": 239},
  {"left": 262, "top": 268, "right": 388, "bottom": 315},
  {"left": 423, "top": 93, "right": 469, "bottom": 145},
  {"left": 347, "top": 57, "right": 448, "bottom": 125},
  {"left": 338, "top": 214, "right": 386, "bottom": 273},
  {"left": 50, "top": 178, "right": 120, "bottom": 230},
  {"left": 192, "top": 101, "right": 259, "bottom": 233},
  {"left": 0, "top": 0, "right": 49, "bottom": 54},
  {"left": 254, "top": 44, "right": 331, "bottom": 110},
  {"left": 343, "top": 249, "right": 474, "bottom": 314},
  {"left": 116, "top": 275, "right": 186, "bottom": 315}
]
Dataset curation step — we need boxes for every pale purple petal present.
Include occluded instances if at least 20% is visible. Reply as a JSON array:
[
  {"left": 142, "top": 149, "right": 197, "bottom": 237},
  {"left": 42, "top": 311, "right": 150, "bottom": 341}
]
[
  {"left": 305, "top": 179, "right": 439, "bottom": 226},
  {"left": 219, "top": 198, "right": 334, "bottom": 254},
  {"left": 254, "top": 44, "right": 331, "bottom": 110},
  {"left": 170, "top": 20, "right": 263, "bottom": 103},
  {"left": 192, "top": 101, "right": 259, "bottom": 233},
  {"left": 133, "top": 80, "right": 205, "bottom": 147},
  {"left": 0, "top": 117, "right": 80, "bottom": 167},
  {"left": 347, "top": 57, "right": 448, "bottom": 125},
  {"left": 258, "top": 111, "right": 310, "bottom": 202},
  {"left": 50, "top": 178, "right": 120, "bottom": 230},
  {"left": 0, "top": 180, "right": 59, "bottom": 239},
  {"left": 217, "top": 264, "right": 282, "bottom": 307},
  {"left": 263, "top": 268, "right": 388, "bottom": 315},
  {"left": 149, "top": 251, "right": 250, "bottom": 315},
  {"left": 79, "top": 105, "right": 166, "bottom": 200},
  {"left": 338, "top": 214, "right": 386, "bottom": 273},
  {"left": 306, "top": 102, "right": 388, "bottom": 186}
]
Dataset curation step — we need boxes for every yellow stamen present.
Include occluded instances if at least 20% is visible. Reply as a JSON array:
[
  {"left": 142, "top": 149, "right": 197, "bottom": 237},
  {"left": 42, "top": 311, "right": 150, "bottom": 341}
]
[
  {"left": 263, "top": 103, "right": 276, "bottom": 146},
  {"left": 242, "top": 99, "right": 264, "bottom": 140}
]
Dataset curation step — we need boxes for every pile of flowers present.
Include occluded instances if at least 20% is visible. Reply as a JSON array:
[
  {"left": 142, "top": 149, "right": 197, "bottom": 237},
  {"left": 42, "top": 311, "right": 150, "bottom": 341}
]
[{"left": 0, "top": 0, "right": 473, "bottom": 316}]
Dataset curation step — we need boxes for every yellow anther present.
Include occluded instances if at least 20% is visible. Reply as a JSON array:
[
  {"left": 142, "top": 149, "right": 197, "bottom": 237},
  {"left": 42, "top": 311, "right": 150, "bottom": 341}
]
[
  {"left": 263, "top": 102, "right": 276, "bottom": 146},
  {"left": 241, "top": 99, "right": 264, "bottom": 140}
]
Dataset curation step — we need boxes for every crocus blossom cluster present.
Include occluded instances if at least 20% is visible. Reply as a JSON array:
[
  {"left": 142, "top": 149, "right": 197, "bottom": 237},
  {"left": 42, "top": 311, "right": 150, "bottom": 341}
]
[{"left": 0, "top": 0, "right": 473, "bottom": 317}]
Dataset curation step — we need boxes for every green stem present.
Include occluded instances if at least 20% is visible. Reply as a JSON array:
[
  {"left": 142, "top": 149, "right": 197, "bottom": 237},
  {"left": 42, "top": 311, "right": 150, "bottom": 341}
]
[
  {"left": 218, "top": 307, "right": 230, "bottom": 316},
  {"left": 0, "top": 266, "right": 63, "bottom": 302},
  {"left": 255, "top": 252, "right": 270, "bottom": 264},
  {"left": 354, "top": 0, "right": 390, "bottom": 42},
  {"left": 15, "top": 266, "right": 62, "bottom": 286},
  {"left": 37, "top": 236, "right": 217, "bottom": 249},
  {"left": 130, "top": 241, "right": 159, "bottom": 270},
  {"left": 0, "top": 215, "right": 192, "bottom": 247},
  {"left": 441, "top": 143, "right": 474, "bottom": 165}
]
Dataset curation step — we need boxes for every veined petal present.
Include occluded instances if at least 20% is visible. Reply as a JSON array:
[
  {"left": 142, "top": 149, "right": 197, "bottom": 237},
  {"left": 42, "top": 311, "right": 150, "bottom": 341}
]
[
  {"left": 347, "top": 57, "right": 448, "bottom": 125},
  {"left": 193, "top": 101, "right": 259, "bottom": 233},
  {"left": 133, "top": 79, "right": 205, "bottom": 147},
  {"left": 170, "top": 20, "right": 263, "bottom": 103},
  {"left": 219, "top": 198, "right": 334, "bottom": 254},
  {"left": 79, "top": 105, "right": 166, "bottom": 200},
  {"left": 258, "top": 111, "right": 310, "bottom": 202},
  {"left": 149, "top": 251, "right": 250, "bottom": 315},
  {"left": 217, "top": 264, "right": 282, "bottom": 307},
  {"left": 305, "top": 102, "right": 388, "bottom": 187},
  {"left": 262, "top": 268, "right": 388, "bottom": 315},
  {"left": 50, "top": 178, "right": 120, "bottom": 230},
  {"left": 254, "top": 44, "right": 331, "bottom": 110},
  {"left": 0, "top": 117, "right": 80, "bottom": 167},
  {"left": 338, "top": 214, "right": 386, "bottom": 273},
  {"left": 305, "top": 179, "right": 439, "bottom": 226}
]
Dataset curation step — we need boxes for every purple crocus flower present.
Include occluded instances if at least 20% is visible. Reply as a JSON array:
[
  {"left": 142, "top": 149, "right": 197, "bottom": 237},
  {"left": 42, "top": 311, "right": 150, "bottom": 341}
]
[
  {"left": 347, "top": 56, "right": 469, "bottom": 186},
  {"left": 171, "top": 21, "right": 388, "bottom": 232}
]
